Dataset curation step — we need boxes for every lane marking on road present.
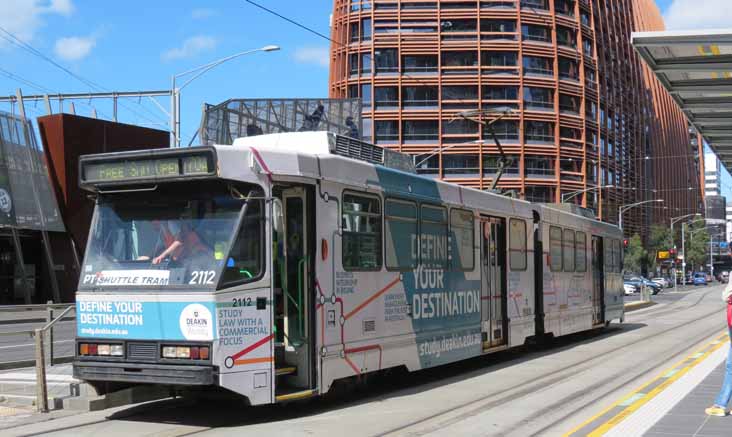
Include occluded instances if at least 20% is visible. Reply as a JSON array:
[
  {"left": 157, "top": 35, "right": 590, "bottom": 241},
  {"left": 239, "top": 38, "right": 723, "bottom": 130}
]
[
  {"left": 0, "top": 339, "right": 74, "bottom": 350},
  {"left": 563, "top": 331, "right": 729, "bottom": 437}
]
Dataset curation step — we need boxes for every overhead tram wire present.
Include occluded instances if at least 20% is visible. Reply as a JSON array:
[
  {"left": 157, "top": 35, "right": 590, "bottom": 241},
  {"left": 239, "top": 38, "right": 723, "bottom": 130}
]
[
  {"left": 241, "top": 0, "right": 712, "bottom": 176},
  {"left": 0, "top": 27, "right": 168, "bottom": 127},
  {"left": 241, "top": 0, "right": 498, "bottom": 114}
]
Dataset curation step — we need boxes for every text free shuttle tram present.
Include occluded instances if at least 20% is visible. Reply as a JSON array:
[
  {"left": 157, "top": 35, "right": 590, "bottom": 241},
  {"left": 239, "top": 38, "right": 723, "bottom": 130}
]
[{"left": 73, "top": 131, "right": 624, "bottom": 404}]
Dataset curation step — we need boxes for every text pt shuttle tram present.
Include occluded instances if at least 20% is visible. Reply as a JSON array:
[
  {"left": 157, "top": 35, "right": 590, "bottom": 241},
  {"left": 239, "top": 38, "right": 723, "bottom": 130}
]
[{"left": 73, "top": 131, "right": 624, "bottom": 405}]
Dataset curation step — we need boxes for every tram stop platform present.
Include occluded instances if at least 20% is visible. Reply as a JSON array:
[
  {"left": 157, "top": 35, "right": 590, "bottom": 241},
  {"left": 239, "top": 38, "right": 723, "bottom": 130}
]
[{"left": 566, "top": 332, "right": 732, "bottom": 437}]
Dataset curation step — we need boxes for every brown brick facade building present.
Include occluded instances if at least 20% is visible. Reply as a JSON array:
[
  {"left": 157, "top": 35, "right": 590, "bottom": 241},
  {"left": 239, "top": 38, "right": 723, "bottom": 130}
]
[{"left": 329, "top": 0, "right": 704, "bottom": 237}]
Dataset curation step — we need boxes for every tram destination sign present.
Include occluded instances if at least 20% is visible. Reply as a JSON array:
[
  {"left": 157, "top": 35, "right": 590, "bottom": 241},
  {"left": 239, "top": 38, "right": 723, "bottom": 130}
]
[{"left": 80, "top": 148, "right": 216, "bottom": 186}]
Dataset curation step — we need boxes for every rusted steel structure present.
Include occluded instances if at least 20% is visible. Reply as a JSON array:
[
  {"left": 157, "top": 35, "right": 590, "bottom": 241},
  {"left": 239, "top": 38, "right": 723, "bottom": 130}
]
[{"left": 329, "top": 0, "right": 703, "bottom": 236}]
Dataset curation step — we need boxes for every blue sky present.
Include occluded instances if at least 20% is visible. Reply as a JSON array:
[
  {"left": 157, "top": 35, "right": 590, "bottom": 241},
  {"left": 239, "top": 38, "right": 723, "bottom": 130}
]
[{"left": 0, "top": 0, "right": 730, "bottom": 197}]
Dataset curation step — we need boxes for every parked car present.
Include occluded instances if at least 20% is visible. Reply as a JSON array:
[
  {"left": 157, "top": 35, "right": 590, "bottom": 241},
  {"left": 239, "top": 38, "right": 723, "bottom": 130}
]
[
  {"left": 640, "top": 278, "right": 662, "bottom": 295},
  {"left": 693, "top": 272, "right": 707, "bottom": 286},
  {"left": 651, "top": 277, "right": 672, "bottom": 288},
  {"left": 626, "top": 277, "right": 661, "bottom": 295},
  {"left": 722, "top": 271, "right": 729, "bottom": 284},
  {"left": 623, "top": 283, "right": 637, "bottom": 295}
]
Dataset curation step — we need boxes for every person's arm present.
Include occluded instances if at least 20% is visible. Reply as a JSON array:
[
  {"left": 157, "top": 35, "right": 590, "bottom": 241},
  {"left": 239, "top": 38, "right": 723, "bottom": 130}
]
[{"left": 153, "top": 240, "right": 182, "bottom": 264}]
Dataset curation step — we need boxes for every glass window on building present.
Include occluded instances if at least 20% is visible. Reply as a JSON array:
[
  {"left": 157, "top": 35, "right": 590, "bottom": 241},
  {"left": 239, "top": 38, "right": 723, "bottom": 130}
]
[
  {"left": 440, "top": 19, "right": 477, "bottom": 32},
  {"left": 403, "top": 120, "right": 439, "bottom": 143},
  {"left": 525, "top": 155, "right": 555, "bottom": 178},
  {"left": 483, "top": 154, "right": 520, "bottom": 176},
  {"left": 559, "top": 94, "right": 581, "bottom": 114},
  {"left": 558, "top": 57, "right": 579, "bottom": 80},
  {"left": 442, "top": 51, "right": 479, "bottom": 67},
  {"left": 350, "top": 21, "right": 360, "bottom": 43},
  {"left": 402, "top": 55, "right": 438, "bottom": 73},
  {"left": 374, "top": 48, "right": 398, "bottom": 74},
  {"left": 521, "top": 0, "right": 548, "bottom": 10},
  {"left": 525, "top": 121, "right": 554, "bottom": 143},
  {"left": 583, "top": 39, "right": 594, "bottom": 57},
  {"left": 483, "top": 120, "right": 519, "bottom": 141},
  {"left": 442, "top": 85, "right": 479, "bottom": 100},
  {"left": 443, "top": 154, "right": 480, "bottom": 176},
  {"left": 483, "top": 85, "right": 518, "bottom": 100},
  {"left": 362, "top": 118, "right": 373, "bottom": 143},
  {"left": 361, "top": 53, "right": 372, "bottom": 75},
  {"left": 523, "top": 87, "right": 554, "bottom": 110},
  {"left": 361, "top": 84, "right": 372, "bottom": 108},
  {"left": 481, "top": 19, "right": 517, "bottom": 40},
  {"left": 375, "top": 120, "right": 399, "bottom": 144},
  {"left": 362, "top": 18, "right": 372, "bottom": 41},
  {"left": 523, "top": 56, "right": 553, "bottom": 76},
  {"left": 527, "top": 186, "right": 554, "bottom": 204},
  {"left": 521, "top": 24, "right": 550, "bottom": 42},
  {"left": 482, "top": 51, "right": 518, "bottom": 66},
  {"left": 349, "top": 53, "right": 359, "bottom": 75},
  {"left": 555, "top": 0, "right": 575, "bottom": 16},
  {"left": 402, "top": 86, "right": 438, "bottom": 108},
  {"left": 556, "top": 26, "right": 577, "bottom": 48},
  {"left": 414, "top": 154, "right": 439, "bottom": 175},
  {"left": 443, "top": 118, "right": 479, "bottom": 135},
  {"left": 374, "top": 87, "right": 399, "bottom": 109}
]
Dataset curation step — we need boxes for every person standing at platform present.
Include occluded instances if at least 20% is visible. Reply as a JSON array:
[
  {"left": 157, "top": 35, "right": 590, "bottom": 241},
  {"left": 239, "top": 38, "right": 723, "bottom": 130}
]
[{"left": 706, "top": 281, "right": 732, "bottom": 416}]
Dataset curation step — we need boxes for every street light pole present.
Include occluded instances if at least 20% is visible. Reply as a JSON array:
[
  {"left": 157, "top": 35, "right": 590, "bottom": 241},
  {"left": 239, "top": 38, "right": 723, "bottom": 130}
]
[
  {"left": 171, "top": 45, "right": 280, "bottom": 147},
  {"left": 618, "top": 199, "right": 664, "bottom": 232},
  {"left": 670, "top": 213, "right": 701, "bottom": 291}
]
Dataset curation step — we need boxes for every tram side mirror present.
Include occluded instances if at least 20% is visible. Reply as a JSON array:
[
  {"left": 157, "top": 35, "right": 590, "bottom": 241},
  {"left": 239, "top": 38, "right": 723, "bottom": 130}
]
[{"left": 272, "top": 198, "right": 283, "bottom": 234}]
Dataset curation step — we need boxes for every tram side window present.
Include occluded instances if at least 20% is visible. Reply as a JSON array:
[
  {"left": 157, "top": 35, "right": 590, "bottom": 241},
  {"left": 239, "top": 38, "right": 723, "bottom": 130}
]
[
  {"left": 575, "top": 231, "right": 587, "bottom": 272},
  {"left": 509, "top": 218, "right": 527, "bottom": 271},
  {"left": 385, "top": 199, "right": 418, "bottom": 271},
  {"left": 563, "top": 228, "right": 575, "bottom": 272},
  {"left": 420, "top": 204, "right": 448, "bottom": 269},
  {"left": 450, "top": 208, "right": 474, "bottom": 271},
  {"left": 342, "top": 193, "right": 382, "bottom": 271},
  {"left": 613, "top": 239, "right": 622, "bottom": 273},
  {"left": 604, "top": 239, "right": 613, "bottom": 272},
  {"left": 221, "top": 198, "right": 264, "bottom": 287},
  {"left": 549, "top": 226, "right": 563, "bottom": 272}
]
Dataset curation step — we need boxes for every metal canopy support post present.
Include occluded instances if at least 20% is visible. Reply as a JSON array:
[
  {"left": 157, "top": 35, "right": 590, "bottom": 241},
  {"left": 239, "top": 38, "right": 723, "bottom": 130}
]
[
  {"left": 16, "top": 89, "right": 61, "bottom": 303},
  {"left": 11, "top": 229, "right": 31, "bottom": 304}
]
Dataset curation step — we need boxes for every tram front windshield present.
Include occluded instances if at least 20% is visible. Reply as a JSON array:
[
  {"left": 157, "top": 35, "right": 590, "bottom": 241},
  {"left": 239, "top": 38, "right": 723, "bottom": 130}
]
[{"left": 80, "top": 183, "right": 263, "bottom": 290}]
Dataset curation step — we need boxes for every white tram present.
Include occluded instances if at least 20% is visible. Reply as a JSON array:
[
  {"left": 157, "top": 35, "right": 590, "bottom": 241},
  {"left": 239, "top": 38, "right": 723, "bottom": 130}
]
[{"left": 73, "top": 131, "right": 624, "bottom": 404}]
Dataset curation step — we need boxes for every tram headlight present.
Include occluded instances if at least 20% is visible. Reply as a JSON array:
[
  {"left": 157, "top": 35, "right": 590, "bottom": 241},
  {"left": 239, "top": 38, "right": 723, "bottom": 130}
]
[
  {"left": 78, "top": 342, "right": 123, "bottom": 357},
  {"left": 161, "top": 345, "right": 210, "bottom": 360},
  {"left": 162, "top": 346, "right": 177, "bottom": 358}
]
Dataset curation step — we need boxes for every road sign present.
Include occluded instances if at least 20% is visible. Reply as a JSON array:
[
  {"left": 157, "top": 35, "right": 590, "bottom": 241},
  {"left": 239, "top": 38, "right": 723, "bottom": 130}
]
[{"left": 657, "top": 250, "right": 670, "bottom": 260}]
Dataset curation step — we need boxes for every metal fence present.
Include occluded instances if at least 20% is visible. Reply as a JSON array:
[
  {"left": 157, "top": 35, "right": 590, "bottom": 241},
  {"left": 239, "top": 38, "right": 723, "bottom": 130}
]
[{"left": 200, "top": 98, "right": 363, "bottom": 145}]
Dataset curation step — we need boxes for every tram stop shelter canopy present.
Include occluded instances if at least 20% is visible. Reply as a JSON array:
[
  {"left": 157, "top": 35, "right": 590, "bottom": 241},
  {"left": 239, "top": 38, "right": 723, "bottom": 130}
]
[{"left": 632, "top": 29, "right": 732, "bottom": 171}]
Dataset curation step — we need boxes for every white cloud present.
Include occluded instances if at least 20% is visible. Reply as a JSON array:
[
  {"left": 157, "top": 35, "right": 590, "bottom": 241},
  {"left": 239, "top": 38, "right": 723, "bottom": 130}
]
[
  {"left": 663, "top": 0, "right": 732, "bottom": 30},
  {"left": 0, "top": 0, "right": 74, "bottom": 46},
  {"left": 54, "top": 34, "right": 96, "bottom": 61},
  {"left": 294, "top": 46, "right": 329, "bottom": 68},
  {"left": 162, "top": 35, "right": 217, "bottom": 61},
  {"left": 191, "top": 8, "right": 216, "bottom": 19}
]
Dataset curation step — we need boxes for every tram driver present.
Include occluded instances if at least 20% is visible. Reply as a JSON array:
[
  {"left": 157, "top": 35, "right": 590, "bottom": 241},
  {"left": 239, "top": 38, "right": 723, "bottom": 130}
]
[{"left": 138, "top": 220, "right": 207, "bottom": 265}]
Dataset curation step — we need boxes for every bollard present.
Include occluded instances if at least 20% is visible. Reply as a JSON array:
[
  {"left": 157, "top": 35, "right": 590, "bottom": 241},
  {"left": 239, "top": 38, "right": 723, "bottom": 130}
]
[
  {"left": 46, "top": 301, "right": 54, "bottom": 367},
  {"left": 34, "top": 328, "right": 48, "bottom": 413}
]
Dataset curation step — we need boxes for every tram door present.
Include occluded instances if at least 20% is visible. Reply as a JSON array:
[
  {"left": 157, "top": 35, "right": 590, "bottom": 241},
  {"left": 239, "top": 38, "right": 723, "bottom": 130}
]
[
  {"left": 591, "top": 236, "right": 605, "bottom": 325},
  {"left": 275, "top": 187, "right": 313, "bottom": 391},
  {"left": 481, "top": 217, "right": 507, "bottom": 349}
]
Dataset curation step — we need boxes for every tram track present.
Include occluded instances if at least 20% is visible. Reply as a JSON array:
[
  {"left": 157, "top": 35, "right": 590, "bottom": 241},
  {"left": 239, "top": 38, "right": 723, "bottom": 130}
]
[
  {"left": 12, "top": 288, "right": 724, "bottom": 437},
  {"left": 376, "top": 288, "right": 725, "bottom": 436}
]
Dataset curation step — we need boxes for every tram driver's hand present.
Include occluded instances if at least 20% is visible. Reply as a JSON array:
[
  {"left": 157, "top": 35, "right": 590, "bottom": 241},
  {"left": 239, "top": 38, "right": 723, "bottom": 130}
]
[{"left": 152, "top": 255, "right": 165, "bottom": 265}]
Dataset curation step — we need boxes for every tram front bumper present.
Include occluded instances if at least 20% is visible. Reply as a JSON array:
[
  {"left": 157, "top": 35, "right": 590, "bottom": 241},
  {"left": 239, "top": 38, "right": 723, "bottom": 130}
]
[{"left": 73, "top": 361, "right": 216, "bottom": 386}]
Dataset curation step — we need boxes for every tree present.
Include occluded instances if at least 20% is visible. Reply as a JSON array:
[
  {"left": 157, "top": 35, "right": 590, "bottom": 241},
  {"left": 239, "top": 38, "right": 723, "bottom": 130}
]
[
  {"left": 647, "top": 224, "right": 673, "bottom": 273},
  {"left": 685, "top": 221, "right": 709, "bottom": 272},
  {"left": 623, "top": 233, "right": 647, "bottom": 274}
]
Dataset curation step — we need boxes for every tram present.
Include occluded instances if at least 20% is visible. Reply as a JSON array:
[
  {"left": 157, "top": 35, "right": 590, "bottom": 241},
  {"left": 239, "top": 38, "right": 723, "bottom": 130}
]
[{"left": 73, "top": 131, "right": 624, "bottom": 405}]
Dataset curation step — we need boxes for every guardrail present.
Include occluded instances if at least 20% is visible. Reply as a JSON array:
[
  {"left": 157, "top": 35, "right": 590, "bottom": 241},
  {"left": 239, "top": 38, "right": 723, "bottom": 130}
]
[
  {"left": 0, "top": 302, "right": 76, "bottom": 412},
  {"left": 34, "top": 305, "right": 75, "bottom": 412}
]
